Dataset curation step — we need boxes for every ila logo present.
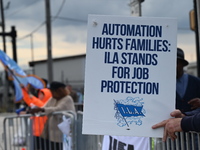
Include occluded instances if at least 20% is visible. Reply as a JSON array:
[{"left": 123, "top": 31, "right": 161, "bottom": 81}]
[{"left": 114, "top": 96, "right": 146, "bottom": 128}]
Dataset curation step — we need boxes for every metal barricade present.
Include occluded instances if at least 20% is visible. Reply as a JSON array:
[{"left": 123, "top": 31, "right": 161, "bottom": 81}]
[
  {"left": 3, "top": 111, "right": 76, "bottom": 150},
  {"left": 76, "top": 111, "right": 103, "bottom": 150},
  {"left": 152, "top": 132, "right": 200, "bottom": 150},
  {"left": 74, "top": 103, "right": 83, "bottom": 112},
  {"left": 3, "top": 114, "right": 32, "bottom": 150},
  {"left": 8, "top": 111, "right": 200, "bottom": 150}
]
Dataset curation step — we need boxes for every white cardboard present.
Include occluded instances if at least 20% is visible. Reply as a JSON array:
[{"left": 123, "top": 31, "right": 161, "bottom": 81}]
[{"left": 83, "top": 15, "right": 177, "bottom": 138}]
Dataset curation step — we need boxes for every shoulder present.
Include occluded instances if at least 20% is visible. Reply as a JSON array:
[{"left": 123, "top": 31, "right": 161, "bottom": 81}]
[
  {"left": 60, "top": 95, "right": 75, "bottom": 111},
  {"left": 61, "top": 95, "right": 73, "bottom": 102},
  {"left": 188, "top": 74, "right": 200, "bottom": 82}
]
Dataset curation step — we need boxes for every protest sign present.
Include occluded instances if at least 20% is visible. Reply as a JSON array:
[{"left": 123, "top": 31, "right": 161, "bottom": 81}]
[{"left": 83, "top": 15, "right": 177, "bottom": 137}]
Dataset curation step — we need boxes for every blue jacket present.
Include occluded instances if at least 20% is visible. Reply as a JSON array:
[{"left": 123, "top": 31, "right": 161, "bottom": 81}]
[
  {"left": 181, "top": 110, "right": 200, "bottom": 132},
  {"left": 176, "top": 74, "right": 200, "bottom": 113}
]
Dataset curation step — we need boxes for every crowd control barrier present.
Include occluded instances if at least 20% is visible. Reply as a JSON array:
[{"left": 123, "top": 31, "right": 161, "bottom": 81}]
[
  {"left": 151, "top": 132, "right": 200, "bottom": 150},
  {"left": 3, "top": 111, "right": 200, "bottom": 150},
  {"left": 3, "top": 113, "right": 32, "bottom": 150},
  {"left": 2, "top": 111, "right": 76, "bottom": 150},
  {"left": 2, "top": 110, "right": 103, "bottom": 150},
  {"left": 76, "top": 111, "right": 103, "bottom": 150}
]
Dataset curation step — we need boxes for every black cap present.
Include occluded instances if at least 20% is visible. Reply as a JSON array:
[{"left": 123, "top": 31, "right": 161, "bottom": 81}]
[
  {"left": 50, "top": 81, "right": 66, "bottom": 91},
  {"left": 177, "top": 48, "right": 189, "bottom": 66}
]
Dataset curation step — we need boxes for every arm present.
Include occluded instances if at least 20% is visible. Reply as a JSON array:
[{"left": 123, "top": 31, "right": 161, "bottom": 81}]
[
  {"left": 22, "top": 88, "right": 44, "bottom": 107},
  {"left": 184, "top": 108, "right": 200, "bottom": 116},
  {"left": 44, "top": 96, "right": 75, "bottom": 115},
  {"left": 181, "top": 113, "right": 200, "bottom": 132}
]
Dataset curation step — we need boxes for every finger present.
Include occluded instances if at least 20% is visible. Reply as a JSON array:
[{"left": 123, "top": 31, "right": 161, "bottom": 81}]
[
  {"left": 170, "top": 110, "right": 181, "bottom": 117},
  {"left": 188, "top": 98, "right": 198, "bottom": 104},
  {"left": 191, "top": 106, "right": 197, "bottom": 110},
  {"left": 188, "top": 100, "right": 194, "bottom": 103},
  {"left": 168, "top": 132, "right": 177, "bottom": 141},
  {"left": 152, "top": 120, "right": 168, "bottom": 129},
  {"left": 188, "top": 102, "right": 196, "bottom": 106},
  {"left": 163, "top": 126, "right": 168, "bottom": 142}
]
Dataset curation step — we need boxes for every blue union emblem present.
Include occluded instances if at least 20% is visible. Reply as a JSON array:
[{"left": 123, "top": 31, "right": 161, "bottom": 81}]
[
  {"left": 114, "top": 97, "right": 146, "bottom": 127},
  {"left": 116, "top": 103, "right": 145, "bottom": 117}
]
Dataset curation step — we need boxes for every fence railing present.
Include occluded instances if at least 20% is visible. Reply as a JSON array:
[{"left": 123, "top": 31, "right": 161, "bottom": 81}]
[
  {"left": 2, "top": 111, "right": 103, "bottom": 150},
  {"left": 151, "top": 132, "right": 200, "bottom": 150},
  {"left": 76, "top": 111, "right": 103, "bottom": 150},
  {"left": 2, "top": 111, "right": 200, "bottom": 150}
]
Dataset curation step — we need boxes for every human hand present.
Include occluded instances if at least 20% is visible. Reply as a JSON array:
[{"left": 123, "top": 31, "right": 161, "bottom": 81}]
[
  {"left": 20, "top": 84, "right": 30, "bottom": 92},
  {"left": 19, "top": 111, "right": 27, "bottom": 115},
  {"left": 152, "top": 118, "right": 182, "bottom": 141},
  {"left": 28, "top": 107, "right": 44, "bottom": 115},
  {"left": 170, "top": 109, "right": 185, "bottom": 118},
  {"left": 188, "top": 98, "right": 200, "bottom": 109},
  {"left": 20, "top": 84, "right": 25, "bottom": 88}
]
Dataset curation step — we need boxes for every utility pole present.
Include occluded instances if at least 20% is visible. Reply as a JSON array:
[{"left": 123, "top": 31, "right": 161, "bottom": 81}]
[
  {"left": 0, "top": 26, "right": 17, "bottom": 62},
  {"left": 129, "top": 0, "right": 144, "bottom": 16},
  {"left": 11, "top": 26, "right": 17, "bottom": 62},
  {"left": 0, "top": 26, "right": 17, "bottom": 109},
  {"left": 30, "top": 35, "right": 35, "bottom": 74},
  {"left": 45, "top": 0, "right": 53, "bottom": 83},
  {"left": 0, "top": 0, "right": 8, "bottom": 109},
  {"left": 138, "top": 0, "right": 144, "bottom": 16},
  {"left": 0, "top": 0, "right": 6, "bottom": 53}
]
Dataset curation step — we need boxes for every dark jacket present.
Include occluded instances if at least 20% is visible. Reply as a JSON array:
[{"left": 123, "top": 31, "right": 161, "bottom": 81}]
[
  {"left": 176, "top": 74, "right": 200, "bottom": 113},
  {"left": 181, "top": 108, "right": 200, "bottom": 132}
]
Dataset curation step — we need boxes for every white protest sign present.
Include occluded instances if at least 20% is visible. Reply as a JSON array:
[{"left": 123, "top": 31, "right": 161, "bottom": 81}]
[{"left": 83, "top": 15, "right": 177, "bottom": 137}]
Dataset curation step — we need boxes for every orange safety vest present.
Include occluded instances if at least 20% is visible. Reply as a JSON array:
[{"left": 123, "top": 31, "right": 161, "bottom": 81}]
[{"left": 22, "top": 88, "right": 52, "bottom": 136}]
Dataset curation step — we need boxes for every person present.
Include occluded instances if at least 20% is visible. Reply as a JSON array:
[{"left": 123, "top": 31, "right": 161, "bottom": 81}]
[
  {"left": 155, "top": 48, "right": 200, "bottom": 149},
  {"left": 29, "top": 81, "right": 76, "bottom": 150},
  {"left": 21, "top": 85, "right": 52, "bottom": 149},
  {"left": 152, "top": 109, "right": 200, "bottom": 142},
  {"left": 22, "top": 86, "right": 52, "bottom": 108},
  {"left": 66, "top": 84, "right": 78, "bottom": 102},
  {"left": 176, "top": 48, "right": 200, "bottom": 112},
  {"left": 176, "top": 48, "right": 200, "bottom": 149}
]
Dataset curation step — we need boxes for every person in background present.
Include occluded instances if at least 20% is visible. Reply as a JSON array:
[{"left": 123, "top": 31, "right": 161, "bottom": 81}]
[
  {"left": 29, "top": 81, "right": 76, "bottom": 150},
  {"left": 22, "top": 87, "right": 52, "bottom": 108},
  {"left": 176, "top": 48, "right": 200, "bottom": 112},
  {"left": 21, "top": 84, "right": 52, "bottom": 150},
  {"left": 66, "top": 84, "right": 78, "bottom": 102}
]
